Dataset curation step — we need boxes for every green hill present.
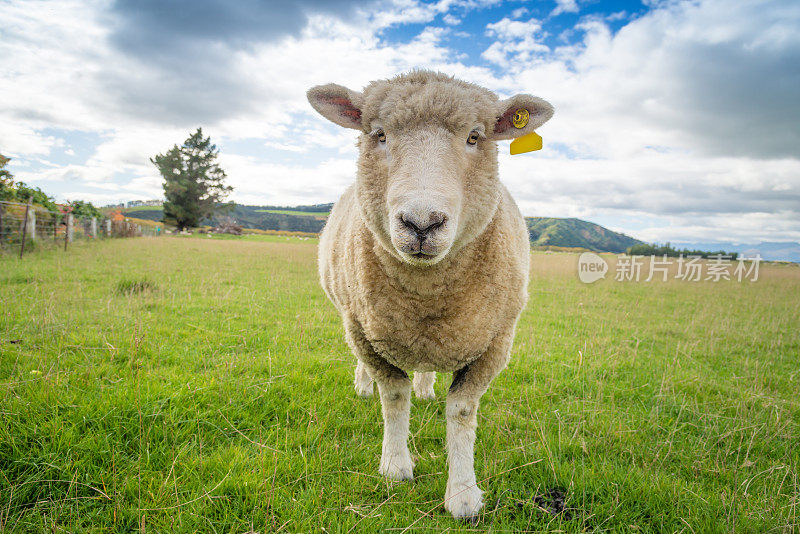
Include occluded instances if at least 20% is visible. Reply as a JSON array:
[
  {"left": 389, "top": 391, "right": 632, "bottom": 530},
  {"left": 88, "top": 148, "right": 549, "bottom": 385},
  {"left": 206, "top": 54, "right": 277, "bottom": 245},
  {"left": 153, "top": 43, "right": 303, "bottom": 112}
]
[
  {"left": 210, "top": 204, "right": 329, "bottom": 233},
  {"left": 526, "top": 217, "right": 643, "bottom": 253},
  {"left": 123, "top": 204, "right": 331, "bottom": 233},
  {"left": 124, "top": 204, "right": 641, "bottom": 252},
  {"left": 120, "top": 208, "right": 162, "bottom": 221}
]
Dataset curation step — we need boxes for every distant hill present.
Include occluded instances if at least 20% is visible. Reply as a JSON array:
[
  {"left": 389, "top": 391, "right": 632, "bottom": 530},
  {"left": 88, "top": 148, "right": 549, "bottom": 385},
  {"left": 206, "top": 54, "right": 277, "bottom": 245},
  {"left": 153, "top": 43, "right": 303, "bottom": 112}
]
[
  {"left": 125, "top": 204, "right": 645, "bottom": 253},
  {"left": 123, "top": 204, "right": 331, "bottom": 233},
  {"left": 117, "top": 203, "right": 800, "bottom": 262},
  {"left": 209, "top": 204, "right": 328, "bottom": 233},
  {"left": 526, "top": 217, "right": 643, "bottom": 253},
  {"left": 121, "top": 208, "right": 162, "bottom": 221}
]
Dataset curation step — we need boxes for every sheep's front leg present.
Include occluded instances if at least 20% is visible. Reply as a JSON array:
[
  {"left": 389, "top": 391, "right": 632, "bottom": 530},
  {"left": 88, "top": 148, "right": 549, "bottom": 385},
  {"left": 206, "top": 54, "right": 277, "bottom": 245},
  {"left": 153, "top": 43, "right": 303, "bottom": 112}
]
[
  {"left": 376, "top": 374, "right": 414, "bottom": 480},
  {"left": 444, "top": 374, "right": 483, "bottom": 518},
  {"left": 444, "top": 335, "right": 513, "bottom": 519},
  {"left": 343, "top": 317, "right": 413, "bottom": 480}
]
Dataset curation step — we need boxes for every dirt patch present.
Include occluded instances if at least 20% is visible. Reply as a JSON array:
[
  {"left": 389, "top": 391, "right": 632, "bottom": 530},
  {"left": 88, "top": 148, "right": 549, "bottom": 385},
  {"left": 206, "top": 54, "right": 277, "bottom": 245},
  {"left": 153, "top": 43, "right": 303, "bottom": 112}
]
[{"left": 532, "top": 487, "right": 571, "bottom": 520}]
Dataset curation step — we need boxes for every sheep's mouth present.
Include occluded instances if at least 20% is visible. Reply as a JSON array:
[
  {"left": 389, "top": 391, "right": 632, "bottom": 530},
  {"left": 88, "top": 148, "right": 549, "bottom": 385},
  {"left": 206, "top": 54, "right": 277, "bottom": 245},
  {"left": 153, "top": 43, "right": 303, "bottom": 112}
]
[
  {"left": 404, "top": 250, "right": 442, "bottom": 265},
  {"left": 395, "top": 241, "right": 441, "bottom": 260},
  {"left": 391, "top": 232, "right": 451, "bottom": 265}
]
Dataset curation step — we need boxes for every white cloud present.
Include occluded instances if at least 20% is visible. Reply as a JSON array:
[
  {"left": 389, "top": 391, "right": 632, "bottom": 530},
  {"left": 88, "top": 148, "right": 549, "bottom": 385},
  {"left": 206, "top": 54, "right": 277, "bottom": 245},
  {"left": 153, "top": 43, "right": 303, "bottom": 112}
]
[
  {"left": 219, "top": 154, "right": 358, "bottom": 206},
  {"left": 482, "top": 18, "right": 549, "bottom": 67},
  {"left": 510, "top": 7, "right": 528, "bottom": 19},
  {"left": 551, "top": 0, "right": 579, "bottom": 17},
  {"left": 368, "top": 0, "right": 454, "bottom": 29},
  {"left": 0, "top": 1, "right": 114, "bottom": 132},
  {"left": 486, "top": 17, "right": 543, "bottom": 40},
  {"left": 0, "top": 124, "right": 63, "bottom": 157}
]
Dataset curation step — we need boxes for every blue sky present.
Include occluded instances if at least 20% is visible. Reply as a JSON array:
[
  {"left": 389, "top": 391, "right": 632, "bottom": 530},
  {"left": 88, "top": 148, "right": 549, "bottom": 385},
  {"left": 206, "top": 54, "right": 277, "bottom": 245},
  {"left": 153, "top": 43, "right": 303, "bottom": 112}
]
[{"left": 1, "top": 0, "right": 799, "bottom": 244}]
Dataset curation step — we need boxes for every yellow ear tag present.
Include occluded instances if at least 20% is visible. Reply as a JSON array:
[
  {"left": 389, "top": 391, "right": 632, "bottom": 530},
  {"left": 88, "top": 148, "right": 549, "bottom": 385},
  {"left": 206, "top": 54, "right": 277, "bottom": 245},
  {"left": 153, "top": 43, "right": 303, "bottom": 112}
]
[
  {"left": 512, "top": 108, "right": 529, "bottom": 128},
  {"left": 510, "top": 131, "right": 543, "bottom": 155}
]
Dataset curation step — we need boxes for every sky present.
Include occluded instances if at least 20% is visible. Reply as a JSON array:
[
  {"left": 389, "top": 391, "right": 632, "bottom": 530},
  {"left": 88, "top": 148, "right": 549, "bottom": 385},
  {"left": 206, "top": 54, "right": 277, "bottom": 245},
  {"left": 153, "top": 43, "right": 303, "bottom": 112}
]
[{"left": 1, "top": 0, "right": 799, "bottom": 245}]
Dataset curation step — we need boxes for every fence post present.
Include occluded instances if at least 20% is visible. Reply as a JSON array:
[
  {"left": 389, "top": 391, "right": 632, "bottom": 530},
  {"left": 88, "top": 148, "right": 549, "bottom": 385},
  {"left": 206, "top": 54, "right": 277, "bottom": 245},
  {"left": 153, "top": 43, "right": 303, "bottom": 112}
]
[
  {"left": 0, "top": 202, "right": 4, "bottom": 249},
  {"left": 90, "top": 217, "right": 97, "bottom": 238},
  {"left": 105, "top": 218, "right": 111, "bottom": 237},
  {"left": 54, "top": 213, "right": 59, "bottom": 242},
  {"left": 65, "top": 213, "right": 73, "bottom": 251},
  {"left": 20, "top": 197, "right": 32, "bottom": 258},
  {"left": 28, "top": 207, "right": 37, "bottom": 241}
]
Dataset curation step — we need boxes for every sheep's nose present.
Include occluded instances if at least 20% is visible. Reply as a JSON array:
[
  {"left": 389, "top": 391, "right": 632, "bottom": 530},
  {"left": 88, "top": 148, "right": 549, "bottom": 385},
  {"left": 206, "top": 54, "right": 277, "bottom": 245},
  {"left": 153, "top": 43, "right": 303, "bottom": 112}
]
[{"left": 400, "top": 211, "right": 446, "bottom": 239}]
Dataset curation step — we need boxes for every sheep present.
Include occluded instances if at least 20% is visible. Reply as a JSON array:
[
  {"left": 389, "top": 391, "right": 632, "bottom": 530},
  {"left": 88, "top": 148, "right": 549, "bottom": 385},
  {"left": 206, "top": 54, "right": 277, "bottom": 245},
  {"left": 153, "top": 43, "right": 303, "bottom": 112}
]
[{"left": 307, "top": 70, "right": 553, "bottom": 519}]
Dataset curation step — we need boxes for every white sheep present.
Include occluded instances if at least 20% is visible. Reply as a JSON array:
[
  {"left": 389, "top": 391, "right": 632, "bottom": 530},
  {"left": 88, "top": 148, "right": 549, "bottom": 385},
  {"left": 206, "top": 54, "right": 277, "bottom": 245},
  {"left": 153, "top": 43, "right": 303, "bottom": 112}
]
[{"left": 307, "top": 70, "right": 553, "bottom": 519}]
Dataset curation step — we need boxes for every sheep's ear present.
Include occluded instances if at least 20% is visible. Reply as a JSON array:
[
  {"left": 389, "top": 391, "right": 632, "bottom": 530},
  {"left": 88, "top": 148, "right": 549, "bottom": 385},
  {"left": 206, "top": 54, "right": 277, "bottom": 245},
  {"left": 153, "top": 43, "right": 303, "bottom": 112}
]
[
  {"left": 491, "top": 95, "right": 554, "bottom": 140},
  {"left": 307, "top": 83, "right": 364, "bottom": 130}
]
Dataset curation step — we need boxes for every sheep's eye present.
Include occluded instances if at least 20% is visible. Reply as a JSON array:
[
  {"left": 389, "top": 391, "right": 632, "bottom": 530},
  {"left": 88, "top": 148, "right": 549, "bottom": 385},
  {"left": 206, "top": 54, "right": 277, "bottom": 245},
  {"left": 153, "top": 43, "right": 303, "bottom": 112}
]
[
  {"left": 376, "top": 129, "right": 386, "bottom": 143},
  {"left": 467, "top": 131, "right": 480, "bottom": 145}
]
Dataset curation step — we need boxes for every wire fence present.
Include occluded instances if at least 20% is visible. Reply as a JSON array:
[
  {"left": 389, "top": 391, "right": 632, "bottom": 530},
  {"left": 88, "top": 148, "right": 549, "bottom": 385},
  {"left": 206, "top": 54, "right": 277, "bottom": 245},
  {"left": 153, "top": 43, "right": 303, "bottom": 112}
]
[{"left": 0, "top": 200, "right": 160, "bottom": 257}]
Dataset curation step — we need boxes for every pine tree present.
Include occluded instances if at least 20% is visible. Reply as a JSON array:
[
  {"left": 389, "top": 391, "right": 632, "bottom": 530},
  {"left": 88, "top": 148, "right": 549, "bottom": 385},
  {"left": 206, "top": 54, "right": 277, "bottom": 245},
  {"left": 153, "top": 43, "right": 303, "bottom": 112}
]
[{"left": 151, "top": 128, "right": 232, "bottom": 231}]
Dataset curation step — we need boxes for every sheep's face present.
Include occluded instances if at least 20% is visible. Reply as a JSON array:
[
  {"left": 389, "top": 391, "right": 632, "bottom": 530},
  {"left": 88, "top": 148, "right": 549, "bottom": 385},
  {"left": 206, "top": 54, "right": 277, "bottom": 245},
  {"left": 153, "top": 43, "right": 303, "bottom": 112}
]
[
  {"left": 308, "top": 71, "right": 553, "bottom": 267},
  {"left": 364, "top": 122, "right": 485, "bottom": 266}
]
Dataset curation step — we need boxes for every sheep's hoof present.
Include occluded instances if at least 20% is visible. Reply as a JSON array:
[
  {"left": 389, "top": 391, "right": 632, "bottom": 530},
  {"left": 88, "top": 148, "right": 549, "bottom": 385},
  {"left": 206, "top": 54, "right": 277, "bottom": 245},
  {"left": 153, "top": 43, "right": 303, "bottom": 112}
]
[
  {"left": 444, "top": 482, "right": 483, "bottom": 519},
  {"left": 379, "top": 452, "right": 414, "bottom": 481}
]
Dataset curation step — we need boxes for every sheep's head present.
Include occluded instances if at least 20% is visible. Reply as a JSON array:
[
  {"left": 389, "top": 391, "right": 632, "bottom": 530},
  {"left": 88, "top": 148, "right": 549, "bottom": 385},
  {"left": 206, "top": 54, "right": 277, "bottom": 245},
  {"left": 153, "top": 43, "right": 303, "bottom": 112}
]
[{"left": 308, "top": 70, "right": 553, "bottom": 267}]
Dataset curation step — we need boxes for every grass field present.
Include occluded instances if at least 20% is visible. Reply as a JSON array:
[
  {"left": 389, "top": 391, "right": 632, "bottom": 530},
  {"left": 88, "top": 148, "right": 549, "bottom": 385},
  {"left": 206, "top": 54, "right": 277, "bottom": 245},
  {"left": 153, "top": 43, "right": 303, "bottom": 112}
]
[
  {"left": 1, "top": 237, "right": 798, "bottom": 532},
  {"left": 254, "top": 209, "right": 330, "bottom": 218},
  {"left": 119, "top": 206, "right": 163, "bottom": 213}
]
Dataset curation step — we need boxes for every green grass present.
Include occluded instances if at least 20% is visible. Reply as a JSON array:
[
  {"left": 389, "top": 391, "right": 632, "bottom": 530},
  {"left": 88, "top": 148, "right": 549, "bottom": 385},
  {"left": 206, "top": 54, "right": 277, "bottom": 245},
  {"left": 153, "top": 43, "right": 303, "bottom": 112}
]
[
  {"left": 254, "top": 209, "right": 329, "bottom": 217},
  {"left": 120, "top": 206, "right": 163, "bottom": 212},
  {"left": 177, "top": 233, "right": 319, "bottom": 243},
  {"left": 1, "top": 237, "right": 798, "bottom": 532},
  {"left": 114, "top": 277, "right": 158, "bottom": 296}
]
